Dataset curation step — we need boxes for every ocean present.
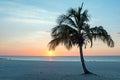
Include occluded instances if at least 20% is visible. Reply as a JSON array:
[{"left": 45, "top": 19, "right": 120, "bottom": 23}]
[{"left": 0, "top": 56, "right": 120, "bottom": 62}]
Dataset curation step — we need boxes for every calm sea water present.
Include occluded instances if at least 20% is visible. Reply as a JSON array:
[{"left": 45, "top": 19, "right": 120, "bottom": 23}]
[{"left": 0, "top": 56, "right": 120, "bottom": 62}]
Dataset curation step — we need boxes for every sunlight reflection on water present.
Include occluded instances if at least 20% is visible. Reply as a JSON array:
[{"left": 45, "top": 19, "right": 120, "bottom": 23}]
[{"left": 48, "top": 56, "right": 53, "bottom": 61}]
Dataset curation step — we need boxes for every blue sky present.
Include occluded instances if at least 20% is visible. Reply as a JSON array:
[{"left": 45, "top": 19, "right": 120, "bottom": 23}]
[{"left": 0, "top": 0, "right": 120, "bottom": 56}]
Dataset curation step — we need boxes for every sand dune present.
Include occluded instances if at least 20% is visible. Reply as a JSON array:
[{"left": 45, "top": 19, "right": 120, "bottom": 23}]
[{"left": 0, "top": 60, "right": 120, "bottom": 80}]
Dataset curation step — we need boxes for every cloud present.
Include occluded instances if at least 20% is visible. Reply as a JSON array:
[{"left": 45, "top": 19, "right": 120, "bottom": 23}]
[
  {"left": 0, "top": 30, "right": 51, "bottom": 48},
  {"left": 117, "top": 32, "right": 120, "bottom": 34},
  {"left": 116, "top": 32, "right": 120, "bottom": 37},
  {"left": 0, "top": 0, "right": 60, "bottom": 41},
  {"left": 0, "top": 0, "right": 60, "bottom": 26},
  {"left": 2, "top": 17, "right": 55, "bottom": 26}
]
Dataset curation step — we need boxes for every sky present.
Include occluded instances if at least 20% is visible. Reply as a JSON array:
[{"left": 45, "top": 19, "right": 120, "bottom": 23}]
[{"left": 0, "top": 0, "right": 120, "bottom": 56}]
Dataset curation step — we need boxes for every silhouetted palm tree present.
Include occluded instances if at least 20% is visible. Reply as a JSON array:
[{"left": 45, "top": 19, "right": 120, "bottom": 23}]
[{"left": 48, "top": 3, "right": 114, "bottom": 74}]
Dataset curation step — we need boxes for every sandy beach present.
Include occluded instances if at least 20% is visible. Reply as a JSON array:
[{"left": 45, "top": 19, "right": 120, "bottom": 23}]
[{"left": 0, "top": 60, "right": 120, "bottom": 80}]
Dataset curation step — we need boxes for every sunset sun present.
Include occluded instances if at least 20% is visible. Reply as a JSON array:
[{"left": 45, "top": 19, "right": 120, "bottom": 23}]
[{"left": 48, "top": 51, "right": 54, "bottom": 56}]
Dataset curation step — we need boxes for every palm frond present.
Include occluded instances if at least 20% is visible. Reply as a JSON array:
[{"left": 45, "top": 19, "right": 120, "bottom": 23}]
[
  {"left": 57, "top": 14, "right": 78, "bottom": 29},
  {"left": 82, "top": 24, "right": 93, "bottom": 48},
  {"left": 67, "top": 8, "right": 79, "bottom": 26},
  {"left": 49, "top": 37, "right": 61, "bottom": 50},
  {"left": 81, "top": 10, "right": 89, "bottom": 22},
  {"left": 90, "top": 26, "right": 114, "bottom": 47},
  {"left": 77, "top": 2, "right": 84, "bottom": 21},
  {"left": 67, "top": 8, "right": 76, "bottom": 17},
  {"left": 49, "top": 24, "right": 78, "bottom": 50}
]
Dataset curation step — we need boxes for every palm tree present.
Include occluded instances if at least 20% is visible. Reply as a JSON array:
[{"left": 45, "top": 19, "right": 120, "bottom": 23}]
[{"left": 48, "top": 3, "right": 114, "bottom": 74}]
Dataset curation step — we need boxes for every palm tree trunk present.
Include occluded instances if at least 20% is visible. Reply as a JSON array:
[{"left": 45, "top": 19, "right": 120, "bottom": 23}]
[{"left": 79, "top": 45, "right": 91, "bottom": 74}]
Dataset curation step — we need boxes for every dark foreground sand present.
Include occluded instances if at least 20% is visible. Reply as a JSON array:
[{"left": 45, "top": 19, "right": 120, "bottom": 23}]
[{"left": 0, "top": 60, "right": 120, "bottom": 80}]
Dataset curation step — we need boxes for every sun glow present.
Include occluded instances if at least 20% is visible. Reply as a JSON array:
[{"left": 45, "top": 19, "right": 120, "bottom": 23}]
[{"left": 48, "top": 51, "right": 54, "bottom": 56}]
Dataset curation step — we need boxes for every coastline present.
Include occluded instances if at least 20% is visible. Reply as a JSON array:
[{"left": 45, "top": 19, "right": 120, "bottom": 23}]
[{"left": 0, "top": 60, "right": 120, "bottom": 80}]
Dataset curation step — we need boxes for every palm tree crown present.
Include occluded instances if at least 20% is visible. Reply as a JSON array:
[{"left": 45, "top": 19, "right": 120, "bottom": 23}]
[{"left": 49, "top": 3, "right": 114, "bottom": 50}]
